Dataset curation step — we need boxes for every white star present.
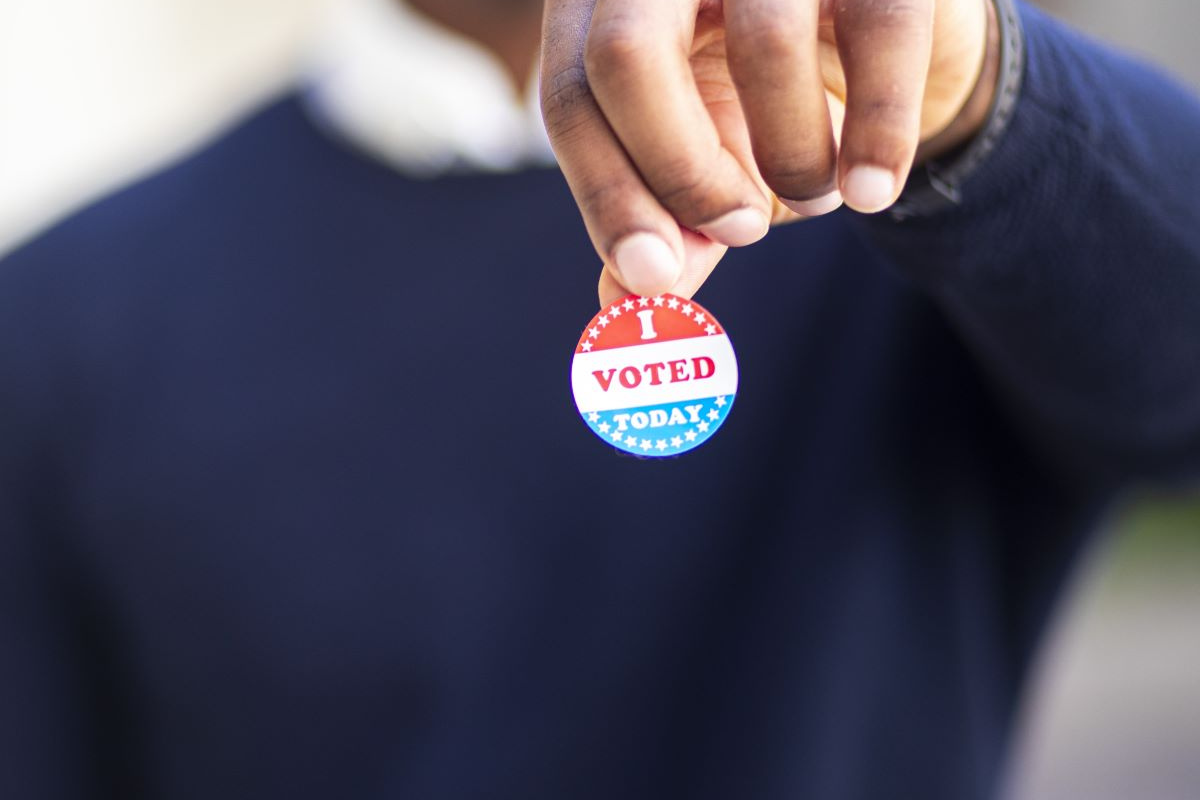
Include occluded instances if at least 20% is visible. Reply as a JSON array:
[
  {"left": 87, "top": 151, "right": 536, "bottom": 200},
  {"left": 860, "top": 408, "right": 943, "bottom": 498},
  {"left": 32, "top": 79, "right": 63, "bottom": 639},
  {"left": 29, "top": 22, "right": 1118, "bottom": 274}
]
[
  {"left": 598, "top": 422, "right": 611, "bottom": 433},
  {"left": 685, "top": 430, "right": 698, "bottom": 442},
  {"left": 637, "top": 297, "right": 650, "bottom": 307},
  {"left": 612, "top": 429, "right": 625, "bottom": 441},
  {"left": 588, "top": 327, "right": 600, "bottom": 339},
  {"left": 640, "top": 439, "right": 653, "bottom": 450},
  {"left": 693, "top": 312, "right": 705, "bottom": 324},
  {"left": 697, "top": 421, "right": 710, "bottom": 433},
  {"left": 588, "top": 412, "right": 600, "bottom": 423},
  {"left": 609, "top": 305, "right": 622, "bottom": 317},
  {"left": 681, "top": 303, "right": 694, "bottom": 316},
  {"left": 707, "top": 409, "right": 720, "bottom": 421},
  {"left": 671, "top": 436, "right": 683, "bottom": 448},
  {"left": 598, "top": 314, "right": 610, "bottom": 327},
  {"left": 655, "top": 439, "right": 667, "bottom": 450},
  {"left": 705, "top": 324, "right": 717, "bottom": 335},
  {"left": 652, "top": 296, "right": 665, "bottom": 307},
  {"left": 715, "top": 396, "right": 727, "bottom": 407},
  {"left": 581, "top": 341, "right": 593, "bottom": 352},
  {"left": 625, "top": 435, "right": 639, "bottom": 446},
  {"left": 667, "top": 297, "right": 680, "bottom": 309},
  {"left": 623, "top": 298, "right": 635, "bottom": 311}
]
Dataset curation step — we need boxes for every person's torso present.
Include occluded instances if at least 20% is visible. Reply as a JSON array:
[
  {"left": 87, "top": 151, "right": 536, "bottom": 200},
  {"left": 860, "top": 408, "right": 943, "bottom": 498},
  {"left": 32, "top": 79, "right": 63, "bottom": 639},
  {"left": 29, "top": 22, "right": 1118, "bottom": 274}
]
[{"left": 9, "top": 98, "right": 1096, "bottom": 800}]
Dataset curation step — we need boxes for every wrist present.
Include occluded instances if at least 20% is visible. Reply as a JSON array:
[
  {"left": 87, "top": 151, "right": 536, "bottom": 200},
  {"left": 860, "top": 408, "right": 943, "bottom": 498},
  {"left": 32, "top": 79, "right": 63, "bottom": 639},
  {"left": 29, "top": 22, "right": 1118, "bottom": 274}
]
[
  {"left": 917, "top": 0, "right": 1003, "bottom": 164},
  {"left": 887, "top": 0, "right": 1025, "bottom": 220}
]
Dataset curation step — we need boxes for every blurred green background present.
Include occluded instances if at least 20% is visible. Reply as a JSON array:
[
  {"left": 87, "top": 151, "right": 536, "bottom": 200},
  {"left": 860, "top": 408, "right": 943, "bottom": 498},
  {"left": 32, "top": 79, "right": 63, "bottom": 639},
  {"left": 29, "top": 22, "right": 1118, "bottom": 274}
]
[
  {"left": 1005, "top": 491, "right": 1200, "bottom": 799},
  {"left": 1112, "top": 495, "right": 1200, "bottom": 573}
]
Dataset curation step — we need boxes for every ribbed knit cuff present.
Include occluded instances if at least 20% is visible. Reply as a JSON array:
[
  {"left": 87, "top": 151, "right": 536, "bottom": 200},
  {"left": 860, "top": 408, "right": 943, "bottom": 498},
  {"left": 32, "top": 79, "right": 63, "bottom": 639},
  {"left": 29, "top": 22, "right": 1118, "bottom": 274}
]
[{"left": 889, "top": 0, "right": 1026, "bottom": 220}]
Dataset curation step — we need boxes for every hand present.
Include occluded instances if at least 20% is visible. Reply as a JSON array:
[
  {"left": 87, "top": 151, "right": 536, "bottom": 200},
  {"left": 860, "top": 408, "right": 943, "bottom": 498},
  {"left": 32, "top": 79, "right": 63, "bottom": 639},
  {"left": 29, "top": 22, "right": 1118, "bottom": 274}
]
[{"left": 540, "top": 0, "right": 1000, "bottom": 304}]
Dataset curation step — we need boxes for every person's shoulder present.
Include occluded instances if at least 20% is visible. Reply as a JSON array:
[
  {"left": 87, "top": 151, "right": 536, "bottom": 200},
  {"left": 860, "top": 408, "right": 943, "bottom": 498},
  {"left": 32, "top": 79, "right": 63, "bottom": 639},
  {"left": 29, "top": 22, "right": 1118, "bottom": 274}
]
[
  {"left": 0, "top": 94, "right": 354, "bottom": 372},
  {"left": 23, "top": 93, "right": 388, "bottom": 264},
  {"left": 1, "top": 94, "right": 358, "bottom": 316}
]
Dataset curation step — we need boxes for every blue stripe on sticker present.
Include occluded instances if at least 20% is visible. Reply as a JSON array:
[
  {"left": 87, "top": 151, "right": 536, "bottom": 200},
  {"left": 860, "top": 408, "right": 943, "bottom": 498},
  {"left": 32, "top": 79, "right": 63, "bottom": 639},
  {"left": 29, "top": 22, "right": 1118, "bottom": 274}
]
[{"left": 580, "top": 394, "right": 735, "bottom": 457}]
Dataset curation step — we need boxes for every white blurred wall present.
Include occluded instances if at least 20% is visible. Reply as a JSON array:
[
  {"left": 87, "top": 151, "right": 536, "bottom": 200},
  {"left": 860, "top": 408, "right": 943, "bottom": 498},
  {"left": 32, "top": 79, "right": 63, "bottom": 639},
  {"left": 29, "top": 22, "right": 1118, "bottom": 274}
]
[
  {"left": 1039, "top": 0, "right": 1200, "bottom": 87},
  {"left": 1005, "top": 512, "right": 1200, "bottom": 800},
  {"left": 0, "top": 0, "right": 331, "bottom": 254}
]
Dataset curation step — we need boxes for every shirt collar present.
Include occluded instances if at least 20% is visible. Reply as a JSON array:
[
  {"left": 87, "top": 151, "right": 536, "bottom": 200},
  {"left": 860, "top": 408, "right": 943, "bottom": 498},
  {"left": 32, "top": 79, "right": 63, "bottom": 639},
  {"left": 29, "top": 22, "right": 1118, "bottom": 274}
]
[{"left": 302, "top": 0, "right": 556, "bottom": 176}]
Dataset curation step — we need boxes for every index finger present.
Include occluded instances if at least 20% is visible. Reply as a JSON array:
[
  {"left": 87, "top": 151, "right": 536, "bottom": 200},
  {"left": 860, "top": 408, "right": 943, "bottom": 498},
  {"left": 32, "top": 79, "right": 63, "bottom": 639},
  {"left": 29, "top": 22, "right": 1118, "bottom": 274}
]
[
  {"left": 541, "top": 0, "right": 688, "bottom": 298},
  {"left": 583, "top": 0, "right": 773, "bottom": 245}
]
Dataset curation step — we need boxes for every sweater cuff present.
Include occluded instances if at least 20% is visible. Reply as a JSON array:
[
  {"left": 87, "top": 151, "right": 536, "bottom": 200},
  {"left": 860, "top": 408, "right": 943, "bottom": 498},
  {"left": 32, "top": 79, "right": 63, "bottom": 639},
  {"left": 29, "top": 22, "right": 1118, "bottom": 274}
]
[
  {"left": 856, "top": 1, "right": 1096, "bottom": 285},
  {"left": 889, "top": 0, "right": 1026, "bottom": 220}
]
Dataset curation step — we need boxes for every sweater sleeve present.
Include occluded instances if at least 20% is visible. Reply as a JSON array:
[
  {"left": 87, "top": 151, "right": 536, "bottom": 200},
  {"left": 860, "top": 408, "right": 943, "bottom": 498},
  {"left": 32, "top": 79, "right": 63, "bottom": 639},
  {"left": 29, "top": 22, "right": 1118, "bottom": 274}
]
[
  {"left": 858, "top": 1, "right": 1200, "bottom": 489},
  {"left": 0, "top": 261, "right": 102, "bottom": 799}
]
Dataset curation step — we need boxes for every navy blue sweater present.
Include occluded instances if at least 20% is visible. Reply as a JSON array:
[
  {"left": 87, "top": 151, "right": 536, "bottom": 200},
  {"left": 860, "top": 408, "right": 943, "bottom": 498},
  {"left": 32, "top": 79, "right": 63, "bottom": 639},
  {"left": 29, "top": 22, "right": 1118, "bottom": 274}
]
[{"left": 2, "top": 5, "right": 1198, "bottom": 799}]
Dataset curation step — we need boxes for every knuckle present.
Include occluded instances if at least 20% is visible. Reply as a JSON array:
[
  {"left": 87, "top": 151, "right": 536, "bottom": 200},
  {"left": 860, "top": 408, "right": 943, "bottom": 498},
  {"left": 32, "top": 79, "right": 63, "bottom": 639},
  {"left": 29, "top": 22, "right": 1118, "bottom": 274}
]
[
  {"left": 577, "top": 176, "right": 629, "bottom": 215},
  {"left": 762, "top": 155, "right": 838, "bottom": 199},
  {"left": 585, "top": 18, "right": 654, "bottom": 77},
  {"left": 540, "top": 64, "right": 593, "bottom": 135},
  {"left": 577, "top": 181, "right": 650, "bottom": 252},
  {"left": 858, "top": 94, "right": 919, "bottom": 128},
  {"left": 863, "top": 142, "right": 916, "bottom": 170},
  {"left": 851, "top": 126, "right": 917, "bottom": 167},
  {"left": 730, "top": 20, "right": 810, "bottom": 68},
  {"left": 841, "top": 0, "right": 930, "bottom": 31},
  {"left": 654, "top": 159, "right": 721, "bottom": 216}
]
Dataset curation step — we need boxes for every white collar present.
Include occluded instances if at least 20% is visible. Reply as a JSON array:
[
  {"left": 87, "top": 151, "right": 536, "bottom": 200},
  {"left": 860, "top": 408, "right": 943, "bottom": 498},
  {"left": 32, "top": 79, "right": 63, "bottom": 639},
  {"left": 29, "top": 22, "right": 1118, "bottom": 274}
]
[{"left": 303, "top": 0, "right": 556, "bottom": 176}]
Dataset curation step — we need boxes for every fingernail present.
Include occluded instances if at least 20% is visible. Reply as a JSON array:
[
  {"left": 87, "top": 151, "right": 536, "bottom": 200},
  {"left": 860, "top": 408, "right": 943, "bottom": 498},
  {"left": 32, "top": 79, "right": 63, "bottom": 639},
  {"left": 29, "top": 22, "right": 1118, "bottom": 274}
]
[
  {"left": 612, "top": 233, "right": 681, "bottom": 296},
  {"left": 843, "top": 166, "right": 897, "bottom": 213},
  {"left": 781, "top": 190, "right": 844, "bottom": 217},
  {"left": 697, "top": 207, "right": 769, "bottom": 247}
]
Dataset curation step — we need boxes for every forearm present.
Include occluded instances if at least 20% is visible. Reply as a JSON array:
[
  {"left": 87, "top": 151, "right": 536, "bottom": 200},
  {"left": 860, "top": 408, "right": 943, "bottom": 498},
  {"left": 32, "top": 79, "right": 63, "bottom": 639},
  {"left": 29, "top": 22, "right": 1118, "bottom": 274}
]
[{"left": 860, "top": 2, "right": 1200, "bottom": 487}]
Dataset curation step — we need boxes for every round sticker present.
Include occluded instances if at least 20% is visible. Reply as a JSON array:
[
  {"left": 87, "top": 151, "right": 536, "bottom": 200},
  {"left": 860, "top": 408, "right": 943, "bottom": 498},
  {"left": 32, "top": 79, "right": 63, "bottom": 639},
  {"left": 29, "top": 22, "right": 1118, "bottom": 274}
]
[{"left": 571, "top": 294, "right": 738, "bottom": 457}]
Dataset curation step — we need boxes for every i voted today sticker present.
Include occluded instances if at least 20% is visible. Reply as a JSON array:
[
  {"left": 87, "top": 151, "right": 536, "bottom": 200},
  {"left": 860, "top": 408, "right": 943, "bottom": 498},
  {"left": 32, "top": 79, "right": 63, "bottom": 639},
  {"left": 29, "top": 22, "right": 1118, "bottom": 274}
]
[{"left": 571, "top": 294, "right": 738, "bottom": 457}]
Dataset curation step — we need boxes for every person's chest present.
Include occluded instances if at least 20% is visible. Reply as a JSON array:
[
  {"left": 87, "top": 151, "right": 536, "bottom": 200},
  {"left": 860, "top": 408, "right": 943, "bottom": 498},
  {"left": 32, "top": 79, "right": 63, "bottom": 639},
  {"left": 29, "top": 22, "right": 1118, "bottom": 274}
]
[{"left": 60, "top": 176, "right": 1035, "bottom": 797}]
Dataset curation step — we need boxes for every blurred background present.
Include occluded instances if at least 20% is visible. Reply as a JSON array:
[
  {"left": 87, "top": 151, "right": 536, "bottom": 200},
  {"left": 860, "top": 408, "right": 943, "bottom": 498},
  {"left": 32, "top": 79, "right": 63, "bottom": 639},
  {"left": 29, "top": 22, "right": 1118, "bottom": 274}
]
[{"left": 1, "top": 1, "right": 1197, "bottom": 797}]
